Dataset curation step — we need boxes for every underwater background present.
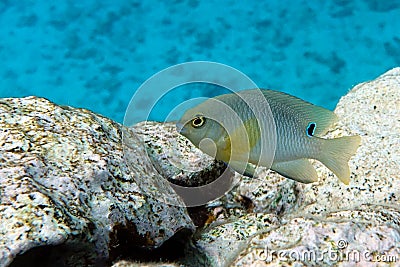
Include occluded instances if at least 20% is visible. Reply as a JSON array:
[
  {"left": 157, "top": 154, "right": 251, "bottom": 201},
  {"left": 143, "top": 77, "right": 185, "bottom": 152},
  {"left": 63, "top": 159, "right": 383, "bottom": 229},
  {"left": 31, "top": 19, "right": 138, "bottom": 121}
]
[{"left": 0, "top": 0, "right": 399, "bottom": 123}]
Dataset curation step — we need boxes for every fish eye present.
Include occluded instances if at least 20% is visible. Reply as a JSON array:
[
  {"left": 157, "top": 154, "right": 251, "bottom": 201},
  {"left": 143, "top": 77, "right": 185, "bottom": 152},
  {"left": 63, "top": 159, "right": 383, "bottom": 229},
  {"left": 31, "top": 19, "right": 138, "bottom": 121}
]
[{"left": 191, "top": 116, "right": 206, "bottom": 128}]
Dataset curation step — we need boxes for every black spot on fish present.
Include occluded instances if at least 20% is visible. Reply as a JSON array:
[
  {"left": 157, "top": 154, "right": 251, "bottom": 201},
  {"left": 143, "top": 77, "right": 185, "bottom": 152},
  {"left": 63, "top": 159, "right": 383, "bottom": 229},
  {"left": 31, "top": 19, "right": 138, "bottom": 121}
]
[{"left": 306, "top": 122, "right": 316, "bottom": 137}]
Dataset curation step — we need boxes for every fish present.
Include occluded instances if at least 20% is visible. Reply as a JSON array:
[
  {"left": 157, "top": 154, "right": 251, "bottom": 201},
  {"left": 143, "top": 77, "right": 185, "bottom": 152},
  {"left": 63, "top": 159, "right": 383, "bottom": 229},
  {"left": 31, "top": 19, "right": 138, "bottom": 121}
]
[{"left": 176, "top": 89, "right": 361, "bottom": 184}]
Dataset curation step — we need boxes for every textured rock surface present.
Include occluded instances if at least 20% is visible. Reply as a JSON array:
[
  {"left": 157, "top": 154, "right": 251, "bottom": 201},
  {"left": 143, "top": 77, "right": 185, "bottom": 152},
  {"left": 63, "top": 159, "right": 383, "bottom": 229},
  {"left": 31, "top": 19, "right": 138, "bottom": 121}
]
[
  {"left": 0, "top": 97, "right": 195, "bottom": 267},
  {"left": 185, "top": 68, "right": 400, "bottom": 266},
  {"left": 132, "top": 121, "right": 227, "bottom": 188},
  {"left": 132, "top": 121, "right": 236, "bottom": 207},
  {"left": 2, "top": 68, "right": 399, "bottom": 267}
]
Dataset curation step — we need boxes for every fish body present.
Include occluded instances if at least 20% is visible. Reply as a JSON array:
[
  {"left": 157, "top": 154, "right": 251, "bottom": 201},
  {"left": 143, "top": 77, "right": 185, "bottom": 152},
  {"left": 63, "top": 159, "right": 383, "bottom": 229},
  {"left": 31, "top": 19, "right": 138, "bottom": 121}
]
[{"left": 177, "top": 89, "right": 361, "bottom": 184}]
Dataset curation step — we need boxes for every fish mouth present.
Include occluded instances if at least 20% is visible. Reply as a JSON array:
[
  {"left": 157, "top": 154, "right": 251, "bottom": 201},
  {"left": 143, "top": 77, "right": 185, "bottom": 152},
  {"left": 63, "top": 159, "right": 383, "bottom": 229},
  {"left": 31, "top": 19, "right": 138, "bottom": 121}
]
[{"left": 176, "top": 122, "right": 186, "bottom": 134}]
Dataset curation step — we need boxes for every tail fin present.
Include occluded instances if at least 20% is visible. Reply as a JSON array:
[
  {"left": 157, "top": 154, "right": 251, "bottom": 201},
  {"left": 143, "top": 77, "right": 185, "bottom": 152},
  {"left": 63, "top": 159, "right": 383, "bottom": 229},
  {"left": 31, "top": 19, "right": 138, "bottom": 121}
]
[{"left": 319, "top": 135, "right": 361, "bottom": 184}]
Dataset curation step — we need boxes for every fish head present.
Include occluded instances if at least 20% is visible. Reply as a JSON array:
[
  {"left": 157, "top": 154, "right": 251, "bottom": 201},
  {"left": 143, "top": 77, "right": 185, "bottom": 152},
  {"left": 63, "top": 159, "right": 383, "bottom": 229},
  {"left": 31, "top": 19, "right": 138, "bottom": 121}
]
[
  {"left": 177, "top": 112, "right": 224, "bottom": 147},
  {"left": 177, "top": 102, "right": 229, "bottom": 159}
]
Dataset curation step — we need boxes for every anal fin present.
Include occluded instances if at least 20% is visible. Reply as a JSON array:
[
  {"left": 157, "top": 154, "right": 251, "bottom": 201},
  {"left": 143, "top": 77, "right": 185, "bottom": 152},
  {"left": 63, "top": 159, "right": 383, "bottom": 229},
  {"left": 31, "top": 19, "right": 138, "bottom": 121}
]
[{"left": 271, "top": 159, "right": 318, "bottom": 183}]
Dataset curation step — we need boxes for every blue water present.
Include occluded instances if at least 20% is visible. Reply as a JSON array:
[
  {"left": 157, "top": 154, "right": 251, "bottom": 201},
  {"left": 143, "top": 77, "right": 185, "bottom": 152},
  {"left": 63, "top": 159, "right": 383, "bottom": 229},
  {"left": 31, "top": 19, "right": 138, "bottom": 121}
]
[{"left": 0, "top": 1, "right": 399, "bottom": 123}]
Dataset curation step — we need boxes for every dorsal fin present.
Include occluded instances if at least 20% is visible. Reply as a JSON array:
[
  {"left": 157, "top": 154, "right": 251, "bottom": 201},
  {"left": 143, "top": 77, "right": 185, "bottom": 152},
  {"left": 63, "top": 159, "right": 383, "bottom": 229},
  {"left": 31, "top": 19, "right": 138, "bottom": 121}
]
[{"left": 260, "top": 89, "right": 338, "bottom": 136}]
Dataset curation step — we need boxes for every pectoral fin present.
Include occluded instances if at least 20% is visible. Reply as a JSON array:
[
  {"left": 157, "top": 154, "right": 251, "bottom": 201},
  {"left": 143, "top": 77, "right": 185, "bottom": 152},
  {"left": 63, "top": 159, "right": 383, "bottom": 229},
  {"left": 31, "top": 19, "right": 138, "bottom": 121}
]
[
  {"left": 226, "top": 117, "right": 260, "bottom": 155},
  {"left": 229, "top": 160, "right": 258, "bottom": 178},
  {"left": 271, "top": 159, "right": 318, "bottom": 183}
]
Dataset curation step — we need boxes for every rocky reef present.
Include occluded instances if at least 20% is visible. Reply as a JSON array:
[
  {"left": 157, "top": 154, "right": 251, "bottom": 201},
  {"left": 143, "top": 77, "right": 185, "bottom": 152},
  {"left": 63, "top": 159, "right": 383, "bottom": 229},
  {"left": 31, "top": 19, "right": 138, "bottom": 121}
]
[
  {"left": 1, "top": 68, "right": 399, "bottom": 266},
  {"left": 0, "top": 98, "right": 195, "bottom": 266}
]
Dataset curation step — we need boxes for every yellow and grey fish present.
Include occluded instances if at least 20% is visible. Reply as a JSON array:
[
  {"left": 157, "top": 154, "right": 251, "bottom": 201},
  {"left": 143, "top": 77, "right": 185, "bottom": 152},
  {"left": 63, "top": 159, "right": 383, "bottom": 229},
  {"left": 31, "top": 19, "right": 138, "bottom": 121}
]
[{"left": 177, "top": 89, "right": 361, "bottom": 184}]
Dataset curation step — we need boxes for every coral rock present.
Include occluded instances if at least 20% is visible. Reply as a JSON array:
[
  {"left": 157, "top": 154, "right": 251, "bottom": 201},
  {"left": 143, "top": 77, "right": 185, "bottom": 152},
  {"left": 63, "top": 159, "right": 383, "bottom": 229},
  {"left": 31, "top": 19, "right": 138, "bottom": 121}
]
[{"left": 0, "top": 97, "right": 195, "bottom": 266}]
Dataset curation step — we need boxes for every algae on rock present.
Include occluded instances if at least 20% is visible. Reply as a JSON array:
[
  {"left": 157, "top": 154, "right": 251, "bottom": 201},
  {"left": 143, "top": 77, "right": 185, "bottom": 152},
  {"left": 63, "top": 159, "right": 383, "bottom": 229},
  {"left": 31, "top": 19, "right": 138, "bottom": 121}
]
[
  {"left": 1, "top": 68, "right": 400, "bottom": 267},
  {"left": 0, "top": 97, "right": 195, "bottom": 266}
]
